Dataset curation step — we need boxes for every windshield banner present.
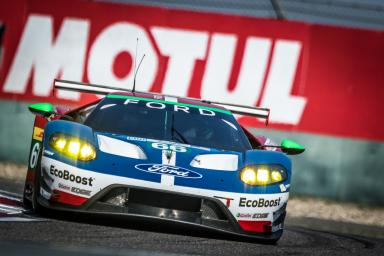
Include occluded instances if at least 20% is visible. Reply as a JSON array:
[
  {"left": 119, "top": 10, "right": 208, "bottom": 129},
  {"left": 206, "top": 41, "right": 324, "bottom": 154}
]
[{"left": 0, "top": 0, "right": 383, "bottom": 141}]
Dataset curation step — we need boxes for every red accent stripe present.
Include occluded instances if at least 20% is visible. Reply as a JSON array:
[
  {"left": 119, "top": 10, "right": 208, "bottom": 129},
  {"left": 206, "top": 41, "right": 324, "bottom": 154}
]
[
  {"left": 0, "top": 197, "right": 23, "bottom": 208},
  {"left": 34, "top": 116, "right": 48, "bottom": 129},
  {"left": 26, "top": 171, "right": 35, "bottom": 183},
  {"left": 51, "top": 189, "right": 88, "bottom": 206},
  {"left": 238, "top": 220, "right": 272, "bottom": 233}
]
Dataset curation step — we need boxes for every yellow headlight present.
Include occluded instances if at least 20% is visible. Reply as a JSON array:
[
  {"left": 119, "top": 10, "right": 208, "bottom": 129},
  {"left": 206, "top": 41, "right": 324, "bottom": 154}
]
[
  {"left": 240, "top": 168, "right": 257, "bottom": 185},
  {"left": 79, "top": 144, "right": 96, "bottom": 161},
  {"left": 271, "top": 170, "right": 283, "bottom": 182},
  {"left": 256, "top": 168, "right": 270, "bottom": 184},
  {"left": 240, "top": 166, "right": 287, "bottom": 186},
  {"left": 54, "top": 138, "right": 67, "bottom": 150},
  {"left": 50, "top": 134, "right": 96, "bottom": 161},
  {"left": 67, "top": 141, "right": 81, "bottom": 155}
]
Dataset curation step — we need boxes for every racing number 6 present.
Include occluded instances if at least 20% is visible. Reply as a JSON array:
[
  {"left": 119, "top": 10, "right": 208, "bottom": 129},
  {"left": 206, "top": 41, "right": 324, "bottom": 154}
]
[{"left": 30, "top": 142, "right": 41, "bottom": 169}]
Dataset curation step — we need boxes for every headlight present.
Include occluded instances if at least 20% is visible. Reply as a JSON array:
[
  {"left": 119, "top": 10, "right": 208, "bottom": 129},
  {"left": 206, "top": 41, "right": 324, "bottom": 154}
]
[
  {"left": 240, "top": 165, "right": 287, "bottom": 186},
  {"left": 50, "top": 133, "right": 96, "bottom": 161}
]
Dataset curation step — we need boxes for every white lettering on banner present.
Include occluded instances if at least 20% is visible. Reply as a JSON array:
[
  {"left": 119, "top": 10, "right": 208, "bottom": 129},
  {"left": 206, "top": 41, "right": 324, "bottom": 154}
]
[
  {"left": 2, "top": 15, "right": 307, "bottom": 125},
  {"left": 260, "top": 40, "right": 307, "bottom": 125},
  {"left": 88, "top": 22, "right": 158, "bottom": 91},
  {"left": 151, "top": 27, "right": 209, "bottom": 96},
  {"left": 3, "top": 15, "right": 89, "bottom": 100},
  {"left": 201, "top": 34, "right": 236, "bottom": 100},
  {"left": 201, "top": 35, "right": 271, "bottom": 107}
]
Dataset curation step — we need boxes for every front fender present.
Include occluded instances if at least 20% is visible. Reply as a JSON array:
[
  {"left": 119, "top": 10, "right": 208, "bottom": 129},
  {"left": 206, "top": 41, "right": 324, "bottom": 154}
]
[
  {"left": 43, "top": 120, "right": 96, "bottom": 148},
  {"left": 243, "top": 150, "right": 291, "bottom": 173}
]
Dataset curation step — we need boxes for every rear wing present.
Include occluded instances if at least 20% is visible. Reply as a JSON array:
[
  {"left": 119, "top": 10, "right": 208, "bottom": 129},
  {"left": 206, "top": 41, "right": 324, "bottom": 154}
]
[{"left": 54, "top": 79, "right": 270, "bottom": 125}]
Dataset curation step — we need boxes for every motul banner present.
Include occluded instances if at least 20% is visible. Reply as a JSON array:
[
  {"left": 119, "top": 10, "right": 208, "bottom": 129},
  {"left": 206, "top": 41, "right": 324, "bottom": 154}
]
[{"left": 0, "top": 0, "right": 383, "bottom": 141}]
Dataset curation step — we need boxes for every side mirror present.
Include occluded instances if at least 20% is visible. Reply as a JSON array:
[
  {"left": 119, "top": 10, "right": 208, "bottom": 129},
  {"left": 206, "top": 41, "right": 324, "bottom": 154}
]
[
  {"left": 28, "top": 103, "right": 55, "bottom": 118},
  {"left": 281, "top": 139, "right": 305, "bottom": 155}
]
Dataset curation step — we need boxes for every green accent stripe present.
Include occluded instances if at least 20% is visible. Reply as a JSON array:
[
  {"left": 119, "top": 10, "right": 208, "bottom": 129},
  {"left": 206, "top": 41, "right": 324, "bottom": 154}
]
[
  {"left": 29, "top": 102, "right": 54, "bottom": 113},
  {"left": 107, "top": 94, "right": 231, "bottom": 115}
]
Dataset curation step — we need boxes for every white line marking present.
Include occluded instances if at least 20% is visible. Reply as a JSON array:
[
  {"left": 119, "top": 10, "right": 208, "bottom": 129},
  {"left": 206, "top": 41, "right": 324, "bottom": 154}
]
[
  {"left": 0, "top": 217, "right": 42, "bottom": 222},
  {"left": 161, "top": 175, "right": 175, "bottom": 187},
  {"left": 0, "top": 204, "right": 24, "bottom": 212},
  {"left": 0, "top": 209, "right": 22, "bottom": 215},
  {"left": 0, "top": 190, "right": 22, "bottom": 201},
  {"left": 100, "top": 103, "right": 116, "bottom": 110}
]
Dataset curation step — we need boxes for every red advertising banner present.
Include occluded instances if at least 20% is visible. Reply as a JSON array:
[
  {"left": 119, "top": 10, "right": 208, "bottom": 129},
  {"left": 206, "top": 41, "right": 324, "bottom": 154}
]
[{"left": 0, "top": 0, "right": 383, "bottom": 141}]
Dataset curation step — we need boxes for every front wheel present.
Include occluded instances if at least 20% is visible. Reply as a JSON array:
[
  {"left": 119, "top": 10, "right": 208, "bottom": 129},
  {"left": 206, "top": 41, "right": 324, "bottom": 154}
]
[
  {"left": 31, "top": 155, "right": 46, "bottom": 215},
  {"left": 22, "top": 184, "right": 33, "bottom": 210}
]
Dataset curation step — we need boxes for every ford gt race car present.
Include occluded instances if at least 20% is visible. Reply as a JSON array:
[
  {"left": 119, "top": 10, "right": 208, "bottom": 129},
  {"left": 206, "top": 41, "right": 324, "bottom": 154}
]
[{"left": 23, "top": 79, "right": 304, "bottom": 243}]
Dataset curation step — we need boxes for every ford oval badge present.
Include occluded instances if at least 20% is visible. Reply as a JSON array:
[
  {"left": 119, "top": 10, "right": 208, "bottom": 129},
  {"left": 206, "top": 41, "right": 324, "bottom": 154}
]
[{"left": 135, "top": 164, "right": 202, "bottom": 179}]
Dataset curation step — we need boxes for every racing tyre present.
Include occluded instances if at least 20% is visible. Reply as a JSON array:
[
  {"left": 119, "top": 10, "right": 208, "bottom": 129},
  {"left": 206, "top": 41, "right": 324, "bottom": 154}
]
[
  {"left": 22, "top": 183, "right": 33, "bottom": 210},
  {"left": 31, "top": 154, "right": 47, "bottom": 215}
]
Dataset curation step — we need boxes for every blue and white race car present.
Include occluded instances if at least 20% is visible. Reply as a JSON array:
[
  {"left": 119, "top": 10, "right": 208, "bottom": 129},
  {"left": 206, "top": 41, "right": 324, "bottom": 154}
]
[{"left": 23, "top": 80, "right": 304, "bottom": 243}]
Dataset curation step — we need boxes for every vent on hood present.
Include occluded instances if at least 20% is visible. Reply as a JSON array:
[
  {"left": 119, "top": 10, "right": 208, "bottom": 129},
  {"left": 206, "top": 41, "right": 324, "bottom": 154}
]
[{"left": 97, "top": 135, "right": 147, "bottom": 159}]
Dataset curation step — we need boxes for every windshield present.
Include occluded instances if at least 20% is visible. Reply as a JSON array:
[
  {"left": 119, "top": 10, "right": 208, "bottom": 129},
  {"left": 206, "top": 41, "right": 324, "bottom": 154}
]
[{"left": 84, "top": 95, "right": 252, "bottom": 152}]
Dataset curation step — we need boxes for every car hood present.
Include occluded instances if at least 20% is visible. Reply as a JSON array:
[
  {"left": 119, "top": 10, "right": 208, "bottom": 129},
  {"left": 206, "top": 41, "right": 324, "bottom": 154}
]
[
  {"left": 42, "top": 120, "right": 290, "bottom": 193},
  {"left": 96, "top": 132, "right": 243, "bottom": 172}
]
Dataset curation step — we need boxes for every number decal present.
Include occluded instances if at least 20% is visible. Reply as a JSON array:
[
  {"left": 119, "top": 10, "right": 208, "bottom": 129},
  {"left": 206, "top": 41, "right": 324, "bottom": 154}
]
[
  {"left": 29, "top": 142, "right": 41, "bottom": 169},
  {"left": 151, "top": 143, "right": 187, "bottom": 152},
  {"left": 171, "top": 145, "right": 187, "bottom": 153}
]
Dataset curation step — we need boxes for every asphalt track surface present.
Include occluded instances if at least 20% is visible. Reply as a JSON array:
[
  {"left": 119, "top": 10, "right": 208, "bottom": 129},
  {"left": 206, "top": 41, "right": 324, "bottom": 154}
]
[{"left": 0, "top": 178, "right": 383, "bottom": 256}]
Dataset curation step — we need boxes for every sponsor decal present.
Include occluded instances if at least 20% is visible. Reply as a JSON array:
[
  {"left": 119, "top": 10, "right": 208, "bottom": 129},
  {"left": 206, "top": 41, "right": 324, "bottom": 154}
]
[
  {"left": 135, "top": 164, "right": 202, "bottom": 179},
  {"left": 239, "top": 197, "right": 281, "bottom": 208},
  {"left": 253, "top": 213, "right": 269, "bottom": 219},
  {"left": 1, "top": 1, "right": 383, "bottom": 142},
  {"left": 121, "top": 98, "right": 218, "bottom": 116},
  {"left": 32, "top": 127, "right": 44, "bottom": 141},
  {"left": 29, "top": 142, "right": 41, "bottom": 169},
  {"left": 236, "top": 213, "right": 269, "bottom": 219},
  {"left": 58, "top": 183, "right": 70, "bottom": 191},
  {"left": 237, "top": 213, "right": 252, "bottom": 218},
  {"left": 127, "top": 136, "right": 147, "bottom": 142},
  {"left": 43, "top": 149, "right": 54, "bottom": 156},
  {"left": 214, "top": 196, "right": 234, "bottom": 207},
  {"left": 49, "top": 165, "right": 94, "bottom": 186},
  {"left": 71, "top": 187, "right": 91, "bottom": 196}
]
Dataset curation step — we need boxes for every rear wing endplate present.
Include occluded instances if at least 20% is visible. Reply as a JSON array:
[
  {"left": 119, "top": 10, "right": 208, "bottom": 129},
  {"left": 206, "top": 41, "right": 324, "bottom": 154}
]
[{"left": 54, "top": 79, "right": 270, "bottom": 125}]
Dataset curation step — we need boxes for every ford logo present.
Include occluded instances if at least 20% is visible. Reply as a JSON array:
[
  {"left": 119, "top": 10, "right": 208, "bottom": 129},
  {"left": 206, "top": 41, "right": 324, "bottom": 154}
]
[{"left": 135, "top": 164, "right": 202, "bottom": 179}]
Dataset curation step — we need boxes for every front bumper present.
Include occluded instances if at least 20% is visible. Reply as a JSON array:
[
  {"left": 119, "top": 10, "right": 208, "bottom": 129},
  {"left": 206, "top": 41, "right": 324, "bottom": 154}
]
[{"left": 37, "top": 184, "right": 286, "bottom": 241}]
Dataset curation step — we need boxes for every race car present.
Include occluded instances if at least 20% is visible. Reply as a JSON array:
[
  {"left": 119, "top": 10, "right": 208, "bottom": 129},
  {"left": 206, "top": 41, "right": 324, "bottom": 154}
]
[{"left": 23, "top": 79, "right": 304, "bottom": 243}]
